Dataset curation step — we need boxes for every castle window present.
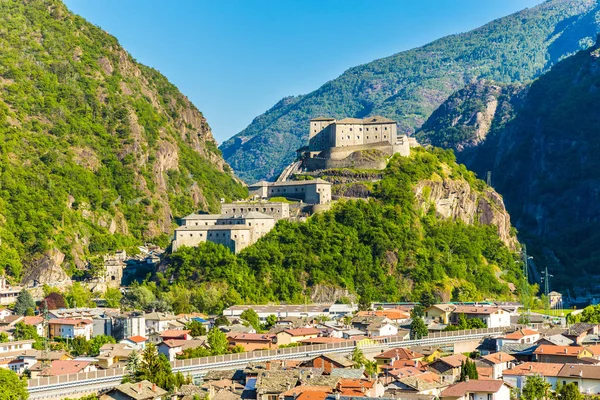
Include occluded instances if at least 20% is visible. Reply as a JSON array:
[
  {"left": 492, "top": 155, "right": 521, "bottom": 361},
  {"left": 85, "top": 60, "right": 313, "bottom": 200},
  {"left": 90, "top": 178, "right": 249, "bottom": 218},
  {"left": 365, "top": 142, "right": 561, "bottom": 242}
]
[
  {"left": 349, "top": 128, "right": 352, "bottom": 131},
  {"left": 384, "top": 135, "right": 387, "bottom": 139},
  {"left": 357, "top": 136, "right": 360, "bottom": 140},
  {"left": 385, "top": 127, "right": 388, "bottom": 130},
  {"left": 347, "top": 135, "right": 350, "bottom": 140},
  {"left": 189, "top": 234, "right": 193, "bottom": 237},
  {"left": 359, "top": 128, "right": 362, "bottom": 131},
  {"left": 195, "top": 222, "right": 198, "bottom": 226},
  {"left": 375, "top": 127, "right": 378, "bottom": 131},
  {"left": 366, "top": 128, "right": 369, "bottom": 131},
  {"left": 366, "top": 136, "right": 369, "bottom": 139}
]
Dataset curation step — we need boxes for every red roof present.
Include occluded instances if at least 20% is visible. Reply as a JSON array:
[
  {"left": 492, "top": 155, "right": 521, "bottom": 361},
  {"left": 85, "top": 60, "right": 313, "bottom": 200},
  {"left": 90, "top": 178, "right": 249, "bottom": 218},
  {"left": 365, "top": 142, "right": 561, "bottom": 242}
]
[
  {"left": 22, "top": 316, "right": 44, "bottom": 325},
  {"left": 441, "top": 380, "right": 506, "bottom": 397},
  {"left": 374, "top": 347, "right": 423, "bottom": 360},
  {"left": 126, "top": 335, "right": 148, "bottom": 343},
  {"left": 48, "top": 318, "right": 92, "bottom": 326},
  {"left": 534, "top": 344, "right": 584, "bottom": 356},
  {"left": 503, "top": 328, "right": 539, "bottom": 340},
  {"left": 481, "top": 352, "right": 515, "bottom": 365},
  {"left": 37, "top": 360, "right": 90, "bottom": 376},
  {"left": 504, "top": 362, "right": 563, "bottom": 377},
  {"left": 282, "top": 328, "right": 321, "bottom": 336},
  {"left": 159, "top": 329, "right": 190, "bottom": 338}
]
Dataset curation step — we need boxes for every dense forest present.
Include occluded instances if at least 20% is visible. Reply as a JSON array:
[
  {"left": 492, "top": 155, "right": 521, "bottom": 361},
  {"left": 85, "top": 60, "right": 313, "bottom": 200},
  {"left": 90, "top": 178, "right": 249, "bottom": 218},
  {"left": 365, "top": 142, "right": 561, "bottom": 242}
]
[
  {"left": 156, "top": 148, "right": 525, "bottom": 314},
  {"left": 417, "top": 37, "right": 600, "bottom": 290},
  {"left": 220, "top": 0, "right": 600, "bottom": 183},
  {"left": 0, "top": 0, "right": 246, "bottom": 281}
]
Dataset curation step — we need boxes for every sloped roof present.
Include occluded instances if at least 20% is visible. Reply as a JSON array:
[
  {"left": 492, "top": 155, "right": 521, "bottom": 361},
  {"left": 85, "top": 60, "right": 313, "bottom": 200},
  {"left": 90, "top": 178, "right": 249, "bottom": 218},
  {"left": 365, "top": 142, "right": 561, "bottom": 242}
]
[
  {"left": 441, "top": 380, "right": 505, "bottom": 397},
  {"left": 503, "top": 328, "right": 539, "bottom": 340},
  {"left": 433, "top": 353, "right": 467, "bottom": 368},
  {"left": 36, "top": 360, "right": 90, "bottom": 376},
  {"left": 534, "top": 344, "right": 584, "bottom": 356},
  {"left": 106, "top": 380, "right": 167, "bottom": 400},
  {"left": 374, "top": 347, "right": 423, "bottom": 360},
  {"left": 48, "top": 318, "right": 92, "bottom": 326},
  {"left": 503, "top": 362, "right": 562, "bottom": 377},
  {"left": 481, "top": 352, "right": 515, "bottom": 365},
  {"left": 126, "top": 335, "right": 148, "bottom": 343},
  {"left": 282, "top": 327, "right": 320, "bottom": 336},
  {"left": 557, "top": 364, "right": 600, "bottom": 379}
]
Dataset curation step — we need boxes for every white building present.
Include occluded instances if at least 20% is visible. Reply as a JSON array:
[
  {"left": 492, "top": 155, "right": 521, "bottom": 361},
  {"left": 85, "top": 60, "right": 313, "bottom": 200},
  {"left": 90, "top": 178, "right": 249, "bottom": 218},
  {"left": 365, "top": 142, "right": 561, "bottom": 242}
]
[
  {"left": 48, "top": 318, "right": 93, "bottom": 340},
  {"left": 496, "top": 328, "right": 540, "bottom": 351},
  {"left": 451, "top": 305, "right": 511, "bottom": 328},
  {"left": 440, "top": 380, "right": 511, "bottom": 400}
]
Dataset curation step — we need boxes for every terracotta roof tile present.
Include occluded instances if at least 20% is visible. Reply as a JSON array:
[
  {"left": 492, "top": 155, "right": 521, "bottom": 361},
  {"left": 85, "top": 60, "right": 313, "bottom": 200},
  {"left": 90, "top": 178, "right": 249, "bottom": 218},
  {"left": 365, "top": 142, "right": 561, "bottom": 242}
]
[
  {"left": 441, "top": 380, "right": 505, "bottom": 397},
  {"left": 481, "top": 352, "right": 516, "bottom": 364},
  {"left": 504, "top": 362, "right": 563, "bottom": 377}
]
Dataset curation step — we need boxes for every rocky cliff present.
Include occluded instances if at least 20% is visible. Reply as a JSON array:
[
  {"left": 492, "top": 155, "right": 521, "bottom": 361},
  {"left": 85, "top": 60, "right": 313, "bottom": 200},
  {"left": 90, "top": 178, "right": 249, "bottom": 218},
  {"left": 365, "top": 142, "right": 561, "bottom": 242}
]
[
  {"left": 417, "top": 37, "right": 600, "bottom": 290},
  {"left": 0, "top": 0, "right": 247, "bottom": 283}
]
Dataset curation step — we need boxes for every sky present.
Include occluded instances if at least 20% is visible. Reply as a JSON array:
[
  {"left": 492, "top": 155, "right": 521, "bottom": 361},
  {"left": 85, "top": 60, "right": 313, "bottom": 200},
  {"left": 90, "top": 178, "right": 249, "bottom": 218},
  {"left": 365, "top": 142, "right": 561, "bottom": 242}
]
[{"left": 64, "top": 0, "right": 544, "bottom": 144}]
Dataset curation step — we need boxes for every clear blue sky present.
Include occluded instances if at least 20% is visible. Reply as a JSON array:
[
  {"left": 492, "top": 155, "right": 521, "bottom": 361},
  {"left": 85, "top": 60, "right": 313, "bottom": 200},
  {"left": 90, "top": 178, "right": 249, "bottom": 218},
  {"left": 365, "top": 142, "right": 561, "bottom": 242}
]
[{"left": 64, "top": 0, "right": 543, "bottom": 143}]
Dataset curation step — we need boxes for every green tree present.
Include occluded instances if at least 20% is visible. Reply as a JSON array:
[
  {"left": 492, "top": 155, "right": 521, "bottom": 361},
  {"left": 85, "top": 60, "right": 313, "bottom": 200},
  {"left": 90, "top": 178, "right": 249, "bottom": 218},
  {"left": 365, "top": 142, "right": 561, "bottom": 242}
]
[
  {"left": 521, "top": 374, "right": 551, "bottom": 400},
  {"left": 351, "top": 348, "right": 366, "bottom": 368},
  {"left": 265, "top": 314, "right": 278, "bottom": 329},
  {"left": 135, "top": 343, "right": 178, "bottom": 390},
  {"left": 104, "top": 288, "right": 122, "bottom": 309},
  {"left": 14, "top": 289, "right": 35, "bottom": 316},
  {"left": 0, "top": 368, "right": 28, "bottom": 400},
  {"left": 0, "top": 333, "right": 8, "bottom": 343},
  {"left": 13, "top": 322, "right": 39, "bottom": 340},
  {"left": 410, "top": 315, "right": 428, "bottom": 340},
  {"left": 185, "top": 320, "right": 207, "bottom": 337},
  {"left": 214, "top": 315, "right": 230, "bottom": 327},
  {"left": 121, "top": 283, "right": 156, "bottom": 310},
  {"left": 125, "top": 350, "right": 142, "bottom": 381},
  {"left": 65, "top": 282, "right": 95, "bottom": 308},
  {"left": 459, "top": 359, "right": 478, "bottom": 381},
  {"left": 89, "top": 335, "right": 116, "bottom": 356},
  {"left": 554, "top": 382, "right": 582, "bottom": 400},
  {"left": 207, "top": 327, "right": 229, "bottom": 355},
  {"left": 70, "top": 336, "right": 90, "bottom": 357},
  {"left": 240, "top": 308, "right": 261, "bottom": 331}
]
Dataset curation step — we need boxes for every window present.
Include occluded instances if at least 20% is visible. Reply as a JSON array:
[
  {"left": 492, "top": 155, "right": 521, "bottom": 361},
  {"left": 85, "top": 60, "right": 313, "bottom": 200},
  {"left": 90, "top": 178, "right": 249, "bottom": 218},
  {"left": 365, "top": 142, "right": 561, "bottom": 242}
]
[
  {"left": 347, "top": 135, "right": 350, "bottom": 139},
  {"left": 357, "top": 136, "right": 360, "bottom": 140},
  {"left": 487, "top": 395, "right": 492, "bottom": 400},
  {"left": 359, "top": 128, "right": 362, "bottom": 131},
  {"left": 384, "top": 135, "right": 387, "bottom": 139},
  {"left": 349, "top": 128, "right": 352, "bottom": 131},
  {"left": 366, "top": 128, "right": 369, "bottom": 131}
]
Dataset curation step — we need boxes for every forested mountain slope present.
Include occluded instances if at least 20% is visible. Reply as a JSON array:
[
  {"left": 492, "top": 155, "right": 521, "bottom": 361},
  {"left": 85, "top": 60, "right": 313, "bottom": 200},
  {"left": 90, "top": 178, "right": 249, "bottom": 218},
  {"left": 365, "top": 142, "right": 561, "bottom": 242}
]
[
  {"left": 0, "top": 0, "right": 246, "bottom": 283},
  {"left": 417, "top": 37, "right": 600, "bottom": 290},
  {"left": 220, "top": 0, "right": 600, "bottom": 183},
  {"left": 164, "top": 148, "right": 524, "bottom": 310}
]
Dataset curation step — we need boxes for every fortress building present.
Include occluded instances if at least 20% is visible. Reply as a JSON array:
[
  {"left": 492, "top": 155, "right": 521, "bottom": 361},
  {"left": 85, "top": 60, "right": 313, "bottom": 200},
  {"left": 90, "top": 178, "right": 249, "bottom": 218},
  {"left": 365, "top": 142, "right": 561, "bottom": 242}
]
[
  {"left": 248, "top": 179, "right": 331, "bottom": 204},
  {"left": 298, "top": 116, "right": 417, "bottom": 171},
  {"left": 221, "top": 201, "right": 290, "bottom": 221},
  {"left": 172, "top": 211, "right": 275, "bottom": 253}
]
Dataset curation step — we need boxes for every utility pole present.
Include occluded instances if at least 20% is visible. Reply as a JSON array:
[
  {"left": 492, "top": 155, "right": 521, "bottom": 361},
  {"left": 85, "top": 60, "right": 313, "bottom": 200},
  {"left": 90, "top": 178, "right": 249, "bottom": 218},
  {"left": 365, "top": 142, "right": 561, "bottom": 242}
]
[
  {"left": 541, "top": 267, "right": 553, "bottom": 316},
  {"left": 520, "top": 245, "right": 532, "bottom": 324}
]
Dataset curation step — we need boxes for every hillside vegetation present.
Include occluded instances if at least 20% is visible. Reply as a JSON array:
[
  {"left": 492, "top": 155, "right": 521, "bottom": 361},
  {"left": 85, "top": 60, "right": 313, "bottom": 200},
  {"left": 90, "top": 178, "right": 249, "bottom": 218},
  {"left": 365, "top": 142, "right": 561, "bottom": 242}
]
[
  {"left": 220, "top": 0, "right": 600, "bottom": 183},
  {"left": 163, "top": 148, "right": 524, "bottom": 313},
  {"left": 0, "top": 0, "right": 246, "bottom": 281},
  {"left": 417, "top": 37, "right": 600, "bottom": 290}
]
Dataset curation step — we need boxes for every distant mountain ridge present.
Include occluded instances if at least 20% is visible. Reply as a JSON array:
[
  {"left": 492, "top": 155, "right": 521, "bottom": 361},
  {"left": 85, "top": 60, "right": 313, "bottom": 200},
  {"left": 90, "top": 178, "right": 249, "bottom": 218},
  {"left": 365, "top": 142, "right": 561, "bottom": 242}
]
[
  {"left": 0, "top": 0, "right": 246, "bottom": 282},
  {"left": 416, "top": 36, "right": 600, "bottom": 290},
  {"left": 221, "top": 0, "right": 600, "bottom": 183}
]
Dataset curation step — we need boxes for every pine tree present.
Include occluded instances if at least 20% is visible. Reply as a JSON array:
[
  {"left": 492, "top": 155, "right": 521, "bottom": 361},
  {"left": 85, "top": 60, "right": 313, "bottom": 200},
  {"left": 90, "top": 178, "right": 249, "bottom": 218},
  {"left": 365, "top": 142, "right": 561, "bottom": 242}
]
[{"left": 14, "top": 289, "right": 35, "bottom": 316}]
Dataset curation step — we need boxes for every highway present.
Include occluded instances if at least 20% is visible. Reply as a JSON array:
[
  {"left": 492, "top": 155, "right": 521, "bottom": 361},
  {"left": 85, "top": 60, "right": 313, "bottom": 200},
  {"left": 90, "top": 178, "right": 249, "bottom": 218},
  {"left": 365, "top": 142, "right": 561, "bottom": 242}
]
[{"left": 27, "top": 326, "right": 510, "bottom": 399}]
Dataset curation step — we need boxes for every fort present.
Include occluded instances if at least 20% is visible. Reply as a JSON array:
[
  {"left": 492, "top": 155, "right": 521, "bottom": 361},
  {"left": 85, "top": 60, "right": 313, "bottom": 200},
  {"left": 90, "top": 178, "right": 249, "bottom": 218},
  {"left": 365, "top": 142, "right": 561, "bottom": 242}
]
[
  {"left": 297, "top": 116, "right": 418, "bottom": 171},
  {"left": 247, "top": 179, "right": 331, "bottom": 205}
]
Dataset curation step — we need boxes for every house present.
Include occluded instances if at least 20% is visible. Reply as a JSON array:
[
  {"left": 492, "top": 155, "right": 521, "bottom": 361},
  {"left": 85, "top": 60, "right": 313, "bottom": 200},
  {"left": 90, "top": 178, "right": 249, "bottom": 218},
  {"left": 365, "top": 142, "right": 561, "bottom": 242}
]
[
  {"left": 534, "top": 345, "right": 584, "bottom": 363},
  {"left": 97, "top": 343, "right": 135, "bottom": 369},
  {"left": 21, "top": 316, "right": 44, "bottom": 337},
  {"left": 425, "top": 304, "right": 456, "bottom": 324},
  {"left": 351, "top": 315, "right": 393, "bottom": 331},
  {"left": 496, "top": 328, "right": 540, "bottom": 351},
  {"left": 565, "top": 323, "right": 600, "bottom": 345},
  {"left": 374, "top": 347, "right": 423, "bottom": 368},
  {"left": 450, "top": 305, "right": 511, "bottom": 328},
  {"left": 159, "top": 329, "right": 191, "bottom": 341},
  {"left": 227, "top": 333, "right": 276, "bottom": 352},
  {"left": 536, "top": 334, "right": 574, "bottom": 347},
  {"left": 427, "top": 354, "right": 467, "bottom": 383},
  {"left": 255, "top": 370, "right": 302, "bottom": 400},
  {"left": 30, "top": 360, "right": 95, "bottom": 378},
  {"left": 479, "top": 352, "right": 516, "bottom": 379},
  {"left": 144, "top": 312, "right": 177, "bottom": 335},
  {"left": 100, "top": 380, "right": 167, "bottom": 400},
  {"left": 303, "top": 353, "right": 355, "bottom": 373},
  {"left": 556, "top": 364, "right": 600, "bottom": 394},
  {"left": 386, "top": 371, "right": 447, "bottom": 396},
  {"left": 440, "top": 380, "right": 511, "bottom": 400},
  {"left": 0, "top": 339, "right": 35, "bottom": 354},
  {"left": 276, "top": 328, "right": 320, "bottom": 346},
  {"left": 502, "top": 362, "right": 563, "bottom": 390},
  {"left": 341, "top": 329, "right": 366, "bottom": 339},
  {"left": 158, "top": 339, "right": 208, "bottom": 362},
  {"left": 281, "top": 386, "right": 333, "bottom": 400},
  {"left": 412, "top": 346, "right": 443, "bottom": 362},
  {"left": 48, "top": 318, "right": 93, "bottom": 340},
  {"left": 336, "top": 378, "right": 385, "bottom": 398},
  {"left": 366, "top": 321, "right": 399, "bottom": 337},
  {"left": 120, "top": 335, "right": 148, "bottom": 350}
]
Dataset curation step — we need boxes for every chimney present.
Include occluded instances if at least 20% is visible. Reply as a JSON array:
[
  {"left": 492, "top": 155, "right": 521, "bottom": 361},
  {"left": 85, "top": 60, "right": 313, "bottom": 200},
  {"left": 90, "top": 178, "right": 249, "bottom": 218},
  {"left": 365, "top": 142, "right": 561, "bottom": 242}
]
[
  {"left": 565, "top": 348, "right": 568, "bottom": 354},
  {"left": 414, "top": 360, "right": 418, "bottom": 368},
  {"left": 579, "top": 370, "right": 583, "bottom": 377},
  {"left": 465, "top": 376, "right": 469, "bottom": 382},
  {"left": 266, "top": 361, "right": 271, "bottom": 370},
  {"left": 499, "top": 353, "right": 502, "bottom": 361},
  {"left": 138, "top": 382, "right": 142, "bottom": 392},
  {"left": 152, "top": 383, "right": 156, "bottom": 392},
  {"left": 529, "top": 365, "right": 533, "bottom": 371}
]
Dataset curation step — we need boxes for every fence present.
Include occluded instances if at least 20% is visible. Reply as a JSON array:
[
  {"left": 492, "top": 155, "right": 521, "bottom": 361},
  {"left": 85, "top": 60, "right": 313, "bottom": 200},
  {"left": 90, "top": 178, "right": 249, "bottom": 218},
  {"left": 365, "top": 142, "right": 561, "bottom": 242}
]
[{"left": 28, "top": 324, "right": 519, "bottom": 389}]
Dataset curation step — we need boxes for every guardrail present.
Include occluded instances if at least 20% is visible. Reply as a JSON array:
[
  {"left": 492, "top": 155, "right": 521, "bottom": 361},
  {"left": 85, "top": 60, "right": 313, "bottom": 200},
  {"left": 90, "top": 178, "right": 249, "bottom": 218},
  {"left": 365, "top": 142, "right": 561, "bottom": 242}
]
[{"left": 28, "top": 325, "right": 515, "bottom": 390}]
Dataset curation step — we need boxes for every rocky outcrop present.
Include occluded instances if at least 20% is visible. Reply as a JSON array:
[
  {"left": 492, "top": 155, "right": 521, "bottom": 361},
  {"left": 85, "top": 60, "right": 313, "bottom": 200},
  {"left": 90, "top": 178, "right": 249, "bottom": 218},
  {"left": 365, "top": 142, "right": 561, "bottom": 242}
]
[
  {"left": 22, "top": 248, "right": 72, "bottom": 287},
  {"left": 309, "top": 284, "right": 357, "bottom": 304},
  {"left": 414, "top": 179, "right": 517, "bottom": 249}
]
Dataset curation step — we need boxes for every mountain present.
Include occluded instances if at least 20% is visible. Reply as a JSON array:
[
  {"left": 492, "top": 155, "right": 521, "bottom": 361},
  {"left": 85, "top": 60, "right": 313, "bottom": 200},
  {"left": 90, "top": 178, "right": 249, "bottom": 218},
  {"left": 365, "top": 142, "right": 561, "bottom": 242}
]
[
  {"left": 164, "top": 148, "right": 523, "bottom": 311},
  {"left": 416, "top": 36, "right": 600, "bottom": 291},
  {"left": 220, "top": 0, "right": 600, "bottom": 183},
  {"left": 0, "top": 0, "right": 247, "bottom": 283}
]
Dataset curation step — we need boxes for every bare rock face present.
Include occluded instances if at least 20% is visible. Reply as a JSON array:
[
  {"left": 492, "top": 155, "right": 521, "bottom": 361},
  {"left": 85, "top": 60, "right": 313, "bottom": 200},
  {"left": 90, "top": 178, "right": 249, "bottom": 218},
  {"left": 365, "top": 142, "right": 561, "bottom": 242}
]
[
  {"left": 414, "top": 179, "right": 517, "bottom": 249},
  {"left": 310, "top": 284, "right": 357, "bottom": 304},
  {"left": 22, "top": 248, "right": 72, "bottom": 287}
]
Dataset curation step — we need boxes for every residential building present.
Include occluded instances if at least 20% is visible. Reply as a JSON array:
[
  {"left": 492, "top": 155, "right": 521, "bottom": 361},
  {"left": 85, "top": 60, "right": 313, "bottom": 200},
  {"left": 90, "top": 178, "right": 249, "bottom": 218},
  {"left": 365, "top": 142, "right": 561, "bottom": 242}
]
[
  {"left": 227, "top": 333, "right": 276, "bottom": 352},
  {"left": 356, "top": 309, "right": 410, "bottom": 324},
  {"left": 48, "top": 318, "right": 93, "bottom": 340},
  {"left": 502, "top": 362, "right": 563, "bottom": 390},
  {"left": 374, "top": 348, "right": 424, "bottom": 368},
  {"left": 120, "top": 336, "right": 148, "bottom": 350},
  {"left": 223, "top": 304, "right": 343, "bottom": 321},
  {"left": 496, "top": 329, "right": 540, "bottom": 351},
  {"left": 144, "top": 312, "right": 177, "bottom": 335},
  {"left": 303, "top": 354, "right": 355, "bottom": 374},
  {"left": 440, "top": 380, "right": 511, "bottom": 400},
  {"left": 0, "top": 276, "right": 21, "bottom": 306},
  {"left": 159, "top": 329, "right": 191, "bottom": 341},
  {"left": 158, "top": 339, "right": 208, "bottom": 362},
  {"left": 0, "top": 340, "right": 35, "bottom": 354},
  {"left": 450, "top": 305, "right": 511, "bottom": 328},
  {"left": 427, "top": 354, "right": 467, "bottom": 383},
  {"left": 276, "top": 328, "right": 321, "bottom": 346},
  {"left": 337, "top": 378, "right": 386, "bottom": 398},
  {"left": 22, "top": 316, "right": 44, "bottom": 337},
  {"left": 97, "top": 343, "right": 135, "bottom": 369},
  {"left": 366, "top": 321, "right": 399, "bottom": 337},
  {"left": 425, "top": 304, "right": 456, "bottom": 324},
  {"left": 100, "top": 380, "right": 167, "bottom": 400},
  {"left": 534, "top": 345, "right": 584, "bottom": 363},
  {"left": 479, "top": 352, "right": 516, "bottom": 379},
  {"left": 30, "top": 360, "right": 95, "bottom": 378},
  {"left": 112, "top": 311, "right": 146, "bottom": 341},
  {"left": 556, "top": 364, "right": 600, "bottom": 394}
]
